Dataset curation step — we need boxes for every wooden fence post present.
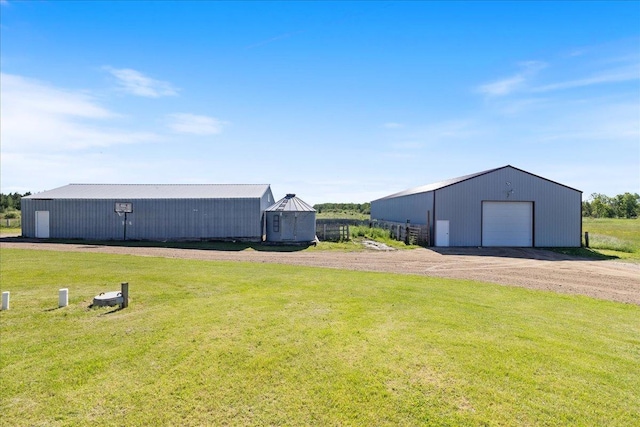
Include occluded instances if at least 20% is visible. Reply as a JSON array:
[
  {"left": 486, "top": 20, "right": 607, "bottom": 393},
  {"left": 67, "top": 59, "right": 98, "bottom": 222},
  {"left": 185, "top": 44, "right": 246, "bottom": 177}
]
[
  {"left": 584, "top": 232, "right": 589, "bottom": 248},
  {"left": 121, "top": 282, "right": 129, "bottom": 309}
]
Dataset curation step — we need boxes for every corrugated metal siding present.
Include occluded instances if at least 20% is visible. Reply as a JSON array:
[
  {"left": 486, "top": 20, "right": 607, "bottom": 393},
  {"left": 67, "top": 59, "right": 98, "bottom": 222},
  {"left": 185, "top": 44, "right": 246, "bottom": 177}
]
[
  {"left": 22, "top": 199, "right": 122, "bottom": 239},
  {"left": 370, "top": 192, "right": 434, "bottom": 225},
  {"left": 22, "top": 198, "right": 265, "bottom": 240},
  {"left": 435, "top": 167, "right": 581, "bottom": 247},
  {"left": 532, "top": 187, "right": 582, "bottom": 247},
  {"left": 260, "top": 188, "right": 275, "bottom": 212},
  {"left": 265, "top": 211, "right": 316, "bottom": 242}
]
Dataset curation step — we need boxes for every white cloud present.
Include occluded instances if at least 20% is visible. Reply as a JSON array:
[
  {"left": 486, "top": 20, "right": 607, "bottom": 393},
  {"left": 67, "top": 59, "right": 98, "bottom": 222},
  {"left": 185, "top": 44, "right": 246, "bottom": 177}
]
[
  {"left": 0, "top": 73, "right": 234, "bottom": 193},
  {"left": 532, "top": 63, "right": 640, "bottom": 92},
  {"left": 383, "top": 122, "right": 404, "bottom": 129},
  {"left": 105, "top": 67, "right": 179, "bottom": 98},
  {"left": 477, "top": 61, "right": 547, "bottom": 97},
  {"left": 245, "top": 31, "right": 305, "bottom": 50},
  {"left": 535, "top": 100, "right": 640, "bottom": 143},
  {"left": 2, "top": 73, "right": 113, "bottom": 120},
  {"left": 477, "top": 75, "right": 526, "bottom": 97},
  {"left": 568, "top": 49, "right": 587, "bottom": 57},
  {"left": 166, "top": 113, "right": 228, "bottom": 135},
  {"left": 0, "top": 73, "right": 163, "bottom": 154},
  {"left": 412, "top": 120, "right": 482, "bottom": 140}
]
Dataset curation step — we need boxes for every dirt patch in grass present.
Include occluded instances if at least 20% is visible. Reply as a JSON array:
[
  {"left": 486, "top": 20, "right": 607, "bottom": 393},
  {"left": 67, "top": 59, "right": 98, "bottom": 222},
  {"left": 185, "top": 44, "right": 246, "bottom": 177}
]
[{"left": 2, "top": 239, "right": 639, "bottom": 305}]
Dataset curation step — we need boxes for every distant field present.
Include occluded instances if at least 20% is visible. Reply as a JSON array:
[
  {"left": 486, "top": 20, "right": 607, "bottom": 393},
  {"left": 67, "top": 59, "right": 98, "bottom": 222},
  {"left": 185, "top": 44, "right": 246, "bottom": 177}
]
[
  {"left": 316, "top": 211, "right": 370, "bottom": 220},
  {"left": 582, "top": 218, "right": 640, "bottom": 260},
  {"left": 1, "top": 249, "right": 638, "bottom": 426}
]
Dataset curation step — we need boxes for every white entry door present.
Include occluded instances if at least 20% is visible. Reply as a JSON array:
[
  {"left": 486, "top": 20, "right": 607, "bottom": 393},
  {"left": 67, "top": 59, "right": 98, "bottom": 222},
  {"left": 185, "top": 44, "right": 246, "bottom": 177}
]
[
  {"left": 35, "top": 211, "right": 50, "bottom": 238},
  {"left": 435, "top": 220, "right": 449, "bottom": 247},
  {"left": 482, "top": 202, "right": 533, "bottom": 247}
]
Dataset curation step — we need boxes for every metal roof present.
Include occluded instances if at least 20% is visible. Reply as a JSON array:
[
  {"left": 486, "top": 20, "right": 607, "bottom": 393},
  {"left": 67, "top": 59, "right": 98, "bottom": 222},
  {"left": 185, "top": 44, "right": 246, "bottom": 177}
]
[
  {"left": 372, "top": 165, "right": 581, "bottom": 202},
  {"left": 24, "top": 184, "right": 272, "bottom": 200},
  {"left": 266, "top": 194, "right": 316, "bottom": 212}
]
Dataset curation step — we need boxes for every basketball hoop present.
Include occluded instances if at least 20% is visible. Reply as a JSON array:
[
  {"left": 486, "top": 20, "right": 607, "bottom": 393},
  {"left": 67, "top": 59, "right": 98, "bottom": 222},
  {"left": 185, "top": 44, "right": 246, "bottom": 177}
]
[
  {"left": 115, "top": 202, "right": 132, "bottom": 240},
  {"left": 115, "top": 202, "right": 133, "bottom": 213}
]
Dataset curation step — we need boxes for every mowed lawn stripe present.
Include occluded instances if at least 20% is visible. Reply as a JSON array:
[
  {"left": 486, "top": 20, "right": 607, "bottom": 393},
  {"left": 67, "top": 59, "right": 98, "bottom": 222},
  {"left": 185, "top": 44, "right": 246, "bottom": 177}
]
[{"left": 1, "top": 249, "right": 638, "bottom": 426}]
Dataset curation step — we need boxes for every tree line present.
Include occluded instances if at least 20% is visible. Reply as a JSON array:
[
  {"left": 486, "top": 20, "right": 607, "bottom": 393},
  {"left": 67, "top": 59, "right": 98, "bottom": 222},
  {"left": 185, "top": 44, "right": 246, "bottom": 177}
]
[
  {"left": 582, "top": 193, "right": 639, "bottom": 218},
  {"left": 0, "top": 192, "right": 31, "bottom": 213},
  {"left": 313, "top": 202, "right": 371, "bottom": 215}
]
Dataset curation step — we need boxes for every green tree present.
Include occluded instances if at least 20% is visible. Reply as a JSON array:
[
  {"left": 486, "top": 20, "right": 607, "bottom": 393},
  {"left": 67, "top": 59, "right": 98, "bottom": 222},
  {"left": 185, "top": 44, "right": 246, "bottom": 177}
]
[
  {"left": 613, "top": 192, "right": 639, "bottom": 218},
  {"left": 589, "top": 193, "right": 615, "bottom": 218},
  {"left": 0, "top": 192, "right": 31, "bottom": 212}
]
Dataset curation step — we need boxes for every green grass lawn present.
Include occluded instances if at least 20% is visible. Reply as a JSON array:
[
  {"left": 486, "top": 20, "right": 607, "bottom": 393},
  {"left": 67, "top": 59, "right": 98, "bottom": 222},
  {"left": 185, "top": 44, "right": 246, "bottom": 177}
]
[
  {"left": 1, "top": 249, "right": 638, "bottom": 426},
  {"left": 0, "top": 226, "right": 21, "bottom": 235},
  {"left": 582, "top": 218, "right": 640, "bottom": 260}
]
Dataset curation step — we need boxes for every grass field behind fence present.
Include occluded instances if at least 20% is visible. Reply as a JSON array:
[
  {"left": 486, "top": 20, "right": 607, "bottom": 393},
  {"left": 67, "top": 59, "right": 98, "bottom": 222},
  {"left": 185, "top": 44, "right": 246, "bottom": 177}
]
[
  {"left": 582, "top": 217, "right": 640, "bottom": 260},
  {"left": 1, "top": 249, "right": 639, "bottom": 426}
]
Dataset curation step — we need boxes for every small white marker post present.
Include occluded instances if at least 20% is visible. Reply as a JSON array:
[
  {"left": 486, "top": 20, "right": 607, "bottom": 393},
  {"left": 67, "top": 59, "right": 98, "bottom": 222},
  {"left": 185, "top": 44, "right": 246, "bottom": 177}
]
[
  {"left": 2, "top": 291, "right": 9, "bottom": 310},
  {"left": 59, "top": 288, "right": 69, "bottom": 308}
]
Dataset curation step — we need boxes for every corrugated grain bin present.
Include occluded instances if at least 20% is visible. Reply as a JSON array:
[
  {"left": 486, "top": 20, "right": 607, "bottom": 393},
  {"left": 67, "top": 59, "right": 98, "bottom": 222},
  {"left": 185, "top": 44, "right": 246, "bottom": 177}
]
[{"left": 265, "top": 194, "right": 316, "bottom": 243}]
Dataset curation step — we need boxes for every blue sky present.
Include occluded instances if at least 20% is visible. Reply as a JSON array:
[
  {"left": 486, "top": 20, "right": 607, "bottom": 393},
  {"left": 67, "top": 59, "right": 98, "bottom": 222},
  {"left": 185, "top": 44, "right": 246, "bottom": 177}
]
[{"left": 1, "top": 1, "right": 639, "bottom": 204}]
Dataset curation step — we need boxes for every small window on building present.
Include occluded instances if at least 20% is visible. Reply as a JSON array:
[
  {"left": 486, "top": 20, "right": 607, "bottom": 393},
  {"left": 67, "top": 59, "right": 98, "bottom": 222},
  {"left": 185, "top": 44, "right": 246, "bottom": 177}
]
[{"left": 273, "top": 215, "right": 279, "bottom": 232}]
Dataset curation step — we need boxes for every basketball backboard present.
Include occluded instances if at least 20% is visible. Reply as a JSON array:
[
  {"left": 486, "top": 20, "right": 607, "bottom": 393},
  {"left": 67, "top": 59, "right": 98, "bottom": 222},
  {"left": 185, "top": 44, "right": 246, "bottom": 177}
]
[{"left": 115, "top": 202, "right": 133, "bottom": 213}]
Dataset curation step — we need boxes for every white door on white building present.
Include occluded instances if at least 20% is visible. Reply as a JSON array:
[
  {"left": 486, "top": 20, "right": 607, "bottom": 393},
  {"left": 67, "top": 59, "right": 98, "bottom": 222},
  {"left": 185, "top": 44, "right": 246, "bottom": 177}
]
[
  {"left": 35, "top": 211, "right": 50, "bottom": 238},
  {"left": 435, "top": 220, "right": 449, "bottom": 247}
]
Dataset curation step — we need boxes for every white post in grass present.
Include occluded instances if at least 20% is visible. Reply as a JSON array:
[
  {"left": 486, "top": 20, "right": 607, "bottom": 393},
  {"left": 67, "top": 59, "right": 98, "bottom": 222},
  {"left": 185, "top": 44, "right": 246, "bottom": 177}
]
[
  {"left": 59, "top": 288, "right": 69, "bottom": 308},
  {"left": 1, "top": 291, "right": 9, "bottom": 310}
]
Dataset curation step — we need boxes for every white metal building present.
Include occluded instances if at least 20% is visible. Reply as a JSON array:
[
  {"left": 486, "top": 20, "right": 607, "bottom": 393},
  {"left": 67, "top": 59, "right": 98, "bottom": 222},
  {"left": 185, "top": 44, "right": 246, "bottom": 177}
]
[
  {"left": 22, "top": 184, "right": 274, "bottom": 241},
  {"left": 371, "top": 165, "right": 582, "bottom": 247}
]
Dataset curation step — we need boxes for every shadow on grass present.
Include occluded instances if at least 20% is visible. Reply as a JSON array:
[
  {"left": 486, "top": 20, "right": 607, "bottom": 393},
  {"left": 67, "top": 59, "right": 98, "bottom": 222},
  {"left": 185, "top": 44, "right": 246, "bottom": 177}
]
[
  {"left": 1, "top": 236, "right": 311, "bottom": 253},
  {"left": 85, "top": 303, "right": 126, "bottom": 315},
  {"left": 98, "top": 306, "right": 125, "bottom": 316},
  {"left": 546, "top": 247, "right": 619, "bottom": 260},
  {"left": 429, "top": 246, "right": 619, "bottom": 261}
]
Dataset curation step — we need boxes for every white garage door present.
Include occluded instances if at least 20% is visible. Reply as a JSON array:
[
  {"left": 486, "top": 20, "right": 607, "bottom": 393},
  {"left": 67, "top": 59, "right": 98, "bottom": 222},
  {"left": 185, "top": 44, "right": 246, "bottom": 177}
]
[{"left": 482, "top": 202, "right": 532, "bottom": 247}]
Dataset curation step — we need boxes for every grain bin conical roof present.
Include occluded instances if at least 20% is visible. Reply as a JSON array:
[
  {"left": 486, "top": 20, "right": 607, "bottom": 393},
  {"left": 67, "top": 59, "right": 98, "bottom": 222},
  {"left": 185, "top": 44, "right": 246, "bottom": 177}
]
[{"left": 266, "top": 194, "right": 315, "bottom": 212}]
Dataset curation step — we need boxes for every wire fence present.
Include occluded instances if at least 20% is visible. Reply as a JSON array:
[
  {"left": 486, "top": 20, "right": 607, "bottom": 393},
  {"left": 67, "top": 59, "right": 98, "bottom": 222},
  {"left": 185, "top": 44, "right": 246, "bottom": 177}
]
[
  {"left": 1, "top": 218, "right": 21, "bottom": 228},
  {"left": 372, "top": 220, "right": 430, "bottom": 246}
]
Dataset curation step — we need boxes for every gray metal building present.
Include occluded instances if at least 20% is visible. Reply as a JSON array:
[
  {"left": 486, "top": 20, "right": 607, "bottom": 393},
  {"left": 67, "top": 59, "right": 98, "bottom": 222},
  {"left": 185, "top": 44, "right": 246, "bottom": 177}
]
[
  {"left": 265, "top": 194, "right": 316, "bottom": 243},
  {"left": 371, "top": 165, "right": 582, "bottom": 247},
  {"left": 22, "top": 184, "right": 274, "bottom": 241}
]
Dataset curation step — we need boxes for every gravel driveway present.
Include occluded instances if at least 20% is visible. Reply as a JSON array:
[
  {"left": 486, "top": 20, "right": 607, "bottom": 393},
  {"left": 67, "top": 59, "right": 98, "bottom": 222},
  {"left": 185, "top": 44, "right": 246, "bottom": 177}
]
[{"left": 2, "top": 239, "right": 639, "bottom": 305}]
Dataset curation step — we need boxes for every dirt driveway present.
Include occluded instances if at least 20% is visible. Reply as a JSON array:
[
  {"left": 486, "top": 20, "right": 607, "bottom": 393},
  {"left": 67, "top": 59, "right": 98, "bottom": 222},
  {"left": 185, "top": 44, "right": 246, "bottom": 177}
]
[{"left": 2, "top": 239, "right": 639, "bottom": 305}]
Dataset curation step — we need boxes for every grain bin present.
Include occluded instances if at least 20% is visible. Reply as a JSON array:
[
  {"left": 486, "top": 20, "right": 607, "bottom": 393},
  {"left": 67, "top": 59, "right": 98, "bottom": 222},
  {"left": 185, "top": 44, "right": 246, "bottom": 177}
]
[{"left": 265, "top": 194, "right": 316, "bottom": 243}]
